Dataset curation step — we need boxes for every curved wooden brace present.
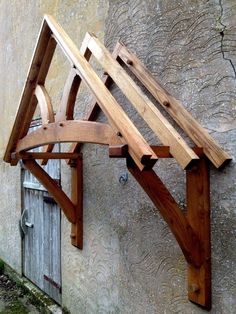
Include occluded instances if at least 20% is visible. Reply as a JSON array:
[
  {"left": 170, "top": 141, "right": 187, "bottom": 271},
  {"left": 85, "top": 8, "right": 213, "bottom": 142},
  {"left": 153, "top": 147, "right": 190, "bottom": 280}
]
[
  {"left": 56, "top": 31, "right": 92, "bottom": 123},
  {"left": 34, "top": 84, "right": 55, "bottom": 165},
  {"left": 34, "top": 84, "right": 54, "bottom": 124},
  {"left": 55, "top": 68, "right": 80, "bottom": 122},
  {"left": 16, "top": 120, "right": 123, "bottom": 152}
]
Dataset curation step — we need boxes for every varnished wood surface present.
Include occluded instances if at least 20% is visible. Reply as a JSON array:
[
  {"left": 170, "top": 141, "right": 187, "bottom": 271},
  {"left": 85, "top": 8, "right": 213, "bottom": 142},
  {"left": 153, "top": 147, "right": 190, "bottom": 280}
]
[
  {"left": 45, "top": 15, "right": 157, "bottom": 170},
  {"left": 16, "top": 121, "right": 123, "bottom": 153},
  {"left": 187, "top": 159, "right": 211, "bottom": 309},
  {"left": 127, "top": 157, "right": 202, "bottom": 268},
  {"left": 85, "top": 33, "right": 199, "bottom": 170},
  {"left": 70, "top": 156, "right": 83, "bottom": 249},
  {"left": 34, "top": 84, "right": 54, "bottom": 125},
  {"left": 4, "top": 20, "right": 56, "bottom": 163},
  {"left": 117, "top": 42, "right": 231, "bottom": 169}
]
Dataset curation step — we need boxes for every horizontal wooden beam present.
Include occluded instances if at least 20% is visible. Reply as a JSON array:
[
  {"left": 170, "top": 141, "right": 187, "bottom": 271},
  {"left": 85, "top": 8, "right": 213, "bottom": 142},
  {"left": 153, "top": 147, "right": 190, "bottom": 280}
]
[
  {"left": 109, "top": 146, "right": 204, "bottom": 159},
  {"left": 12, "top": 152, "right": 81, "bottom": 160},
  {"left": 44, "top": 15, "right": 157, "bottom": 170},
  {"left": 85, "top": 33, "right": 199, "bottom": 170},
  {"left": 117, "top": 42, "right": 231, "bottom": 168},
  {"left": 16, "top": 121, "right": 123, "bottom": 153},
  {"left": 109, "top": 145, "right": 128, "bottom": 158},
  {"left": 127, "top": 156, "right": 203, "bottom": 268},
  {"left": 23, "top": 159, "right": 76, "bottom": 224}
]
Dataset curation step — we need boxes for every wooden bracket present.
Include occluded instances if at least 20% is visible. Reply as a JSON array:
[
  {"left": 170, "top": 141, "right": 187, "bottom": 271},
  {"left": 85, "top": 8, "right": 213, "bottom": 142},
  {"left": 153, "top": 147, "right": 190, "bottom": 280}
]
[
  {"left": 23, "top": 159, "right": 76, "bottom": 224},
  {"left": 23, "top": 157, "right": 84, "bottom": 250},
  {"left": 70, "top": 155, "right": 83, "bottom": 249},
  {"left": 127, "top": 154, "right": 211, "bottom": 308},
  {"left": 187, "top": 158, "right": 211, "bottom": 309}
]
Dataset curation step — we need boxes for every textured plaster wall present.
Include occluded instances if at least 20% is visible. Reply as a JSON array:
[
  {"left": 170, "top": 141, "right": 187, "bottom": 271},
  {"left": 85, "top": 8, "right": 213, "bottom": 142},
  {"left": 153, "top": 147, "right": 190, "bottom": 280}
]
[
  {"left": 61, "top": 0, "right": 236, "bottom": 313},
  {"left": 0, "top": 0, "right": 235, "bottom": 313}
]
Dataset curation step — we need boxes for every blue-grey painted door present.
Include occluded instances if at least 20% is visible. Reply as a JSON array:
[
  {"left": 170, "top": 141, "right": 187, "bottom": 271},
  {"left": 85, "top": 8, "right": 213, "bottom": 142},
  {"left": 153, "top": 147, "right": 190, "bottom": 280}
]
[{"left": 21, "top": 141, "right": 61, "bottom": 304}]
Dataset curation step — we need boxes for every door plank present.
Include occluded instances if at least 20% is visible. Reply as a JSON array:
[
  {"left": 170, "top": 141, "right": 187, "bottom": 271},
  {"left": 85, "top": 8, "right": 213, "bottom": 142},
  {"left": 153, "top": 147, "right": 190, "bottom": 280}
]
[{"left": 23, "top": 159, "right": 75, "bottom": 223}]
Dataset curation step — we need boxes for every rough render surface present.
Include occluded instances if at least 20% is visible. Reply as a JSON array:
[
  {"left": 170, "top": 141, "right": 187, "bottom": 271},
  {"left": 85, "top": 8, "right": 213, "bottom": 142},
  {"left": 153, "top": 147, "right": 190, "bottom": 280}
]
[
  {"left": 62, "top": 0, "right": 236, "bottom": 313},
  {"left": 0, "top": 0, "right": 235, "bottom": 313}
]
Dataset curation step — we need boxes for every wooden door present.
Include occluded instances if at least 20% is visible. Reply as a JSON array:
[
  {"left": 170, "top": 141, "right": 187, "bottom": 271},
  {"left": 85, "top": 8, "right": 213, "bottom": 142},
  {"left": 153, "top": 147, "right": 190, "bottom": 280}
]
[{"left": 21, "top": 144, "right": 61, "bottom": 304}]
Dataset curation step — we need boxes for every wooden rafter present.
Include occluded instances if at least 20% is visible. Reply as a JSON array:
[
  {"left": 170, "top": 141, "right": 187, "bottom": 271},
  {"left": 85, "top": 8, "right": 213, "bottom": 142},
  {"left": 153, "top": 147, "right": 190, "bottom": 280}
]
[
  {"left": 3, "top": 15, "right": 231, "bottom": 310},
  {"left": 116, "top": 42, "right": 231, "bottom": 168},
  {"left": 84, "top": 33, "right": 199, "bottom": 170}
]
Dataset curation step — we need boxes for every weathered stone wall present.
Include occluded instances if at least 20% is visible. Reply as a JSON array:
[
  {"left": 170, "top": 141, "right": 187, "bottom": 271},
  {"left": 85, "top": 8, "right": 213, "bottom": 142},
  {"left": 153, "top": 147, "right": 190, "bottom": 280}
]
[{"left": 0, "top": 0, "right": 235, "bottom": 313}]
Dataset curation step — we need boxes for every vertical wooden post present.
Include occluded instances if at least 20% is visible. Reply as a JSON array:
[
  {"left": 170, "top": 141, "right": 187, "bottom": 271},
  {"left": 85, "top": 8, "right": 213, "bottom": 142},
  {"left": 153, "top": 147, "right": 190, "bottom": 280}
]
[
  {"left": 186, "top": 159, "right": 211, "bottom": 309},
  {"left": 70, "top": 154, "right": 83, "bottom": 249}
]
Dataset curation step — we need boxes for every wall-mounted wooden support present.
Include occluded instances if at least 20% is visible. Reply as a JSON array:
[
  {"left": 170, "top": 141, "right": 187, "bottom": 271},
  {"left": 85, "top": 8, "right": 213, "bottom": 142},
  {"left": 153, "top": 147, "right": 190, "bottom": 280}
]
[
  {"left": 187, "top": 159, "right": 211, "bottom": 309},
  {"left": 127, "top": 155, "right": 211, "bottom": 308},
  {"left": 4, "top": 15, "right": 231, "bottom": 310},
  {"left": 70, "top": 155, "right": 83, "bottom": 249}
]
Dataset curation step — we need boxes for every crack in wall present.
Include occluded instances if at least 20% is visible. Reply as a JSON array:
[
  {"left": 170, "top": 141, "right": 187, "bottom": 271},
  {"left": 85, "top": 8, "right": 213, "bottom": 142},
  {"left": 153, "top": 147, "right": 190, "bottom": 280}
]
[{"left": 219, "top": 0, "right": 236, "bottom": 79}]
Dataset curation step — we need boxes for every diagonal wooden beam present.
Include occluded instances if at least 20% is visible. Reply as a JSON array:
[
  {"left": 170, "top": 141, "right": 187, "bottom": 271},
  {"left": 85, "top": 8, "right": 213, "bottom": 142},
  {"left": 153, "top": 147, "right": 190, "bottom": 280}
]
[
  {"left": 23, "top": 159, "right": 76, "bottom": 224},
  {"left": 55, "top": 33, "right": 93, "bottom": 123},
  {"left": 43, "top": 15, "right": 157, "bottom": 170},
  {"left": 39, "top": 34, "right": 93, "bottom": 166},
  {"left": 12, "top": 152, "right": 80, "bottom": 160},
  {"left": 4, "top": 20, "right": 56, "bottom": 164},
  {"left": 84, "top": 33, "right": 199, "bottom": 170},
  {"left": 67, "top": 40, "right": 121, "bottom": 158},
  {"left": 127, "top": 156, "right": 203, "bottom": 268},
  {"left": 117, "top": 42, "right": 231, "bottom": 168}
]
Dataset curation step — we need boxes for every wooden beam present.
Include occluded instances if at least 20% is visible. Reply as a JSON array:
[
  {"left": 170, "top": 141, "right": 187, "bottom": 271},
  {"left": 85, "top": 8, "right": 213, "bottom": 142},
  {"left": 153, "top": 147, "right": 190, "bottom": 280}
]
[
  {"left": 68, "top": 41, "right": 121, "bottom": 158},
  {"left": 44, "top": 15, "right": 157, "bottom": 170},
  {"left": 55, "top": 33, "right": 92, "bottom": 123},
  {"left": 127, "top": 157, "right": 203, "bottom": 268},
  {"left": 70, "top": 156, "right": 83, "bottom": 249},
  {"left": 34, "top": 84, "right": 55, "bottom": 165},
  {"left": 34, "top": 84, "right": 54, "bottom": 124},
  {"left": 23, "top": 159, "right": 76, "bottom": 224},
  {"left": 187, "top": 159, "right": 211, "bottom": 309},
  {"left": 16, "top": 121, "right": 123, "bottom": 153},
  {"left": 55, "top": 68, "right": 80, "bottom": 121},
  {"left": 109, "top": 144, "right": 128, "bottom": 158},
  {"left": 4, "top": 20, "right": 56, "bottom": 163},
  {"left": 85, "top": 33, "right": 199, "bottom": 170},
  {"left": 12, "top": 152, "right": 80, "bottom": 160},
  {"left": 117, "top": 42, "right": 231, "bottom": 168},
  {"left": 47, "top": 34, "right": 94, "bottom": 164},
  {"left": 150, "top": 146, "right": 204, "bottom": 158}
]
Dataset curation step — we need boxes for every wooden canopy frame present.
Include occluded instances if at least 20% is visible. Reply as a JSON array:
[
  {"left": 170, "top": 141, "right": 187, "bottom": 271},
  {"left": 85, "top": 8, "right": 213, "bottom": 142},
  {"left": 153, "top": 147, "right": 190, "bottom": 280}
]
[{"left": 4, "top": 15, "right": 231, "bottom": 310}]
